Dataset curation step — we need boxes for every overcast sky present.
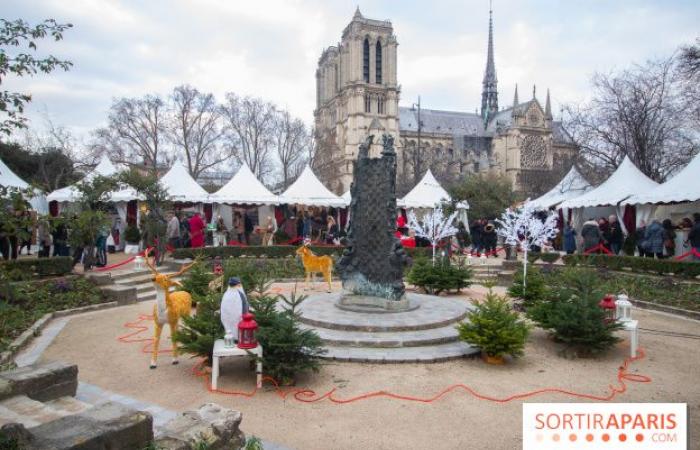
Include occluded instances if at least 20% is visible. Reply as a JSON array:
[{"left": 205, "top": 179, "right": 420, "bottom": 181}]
[{"left": 5, "top": 0, "right": 699, "bottom": 143}]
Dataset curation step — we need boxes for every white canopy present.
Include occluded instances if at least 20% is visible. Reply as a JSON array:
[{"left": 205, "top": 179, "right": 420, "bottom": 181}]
[
  {"left": 159, "top": 161, "right": 210, "bottom": 203},
  {"left": 210, "top": 164, "right": 278, "bottom": 205},
  {"left": 0, "top": 157, "right": 29, "bottom": 189},
  {"left": 47, "top": 155, "right": 128, "bottom": 203},
  {"left": 528, "top": 166, "right": 592, "bottom": 210},
  {"left": 623, "top": 152, "right": 700, "bottom": 205},
  {"left": 341, "top": 190, "right": 351, "bottom": 204},
  {"left": 398, "top": 169, "right": 468, "bottom": 210},
  {"left": 560, "top": 157, "right": 658, "bottom": 209},
  {"left": 278, "top": 165, "right": 345, "bottom": 207}
]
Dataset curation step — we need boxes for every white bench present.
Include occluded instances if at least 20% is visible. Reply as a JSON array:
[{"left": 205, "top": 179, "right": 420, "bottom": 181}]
[{"left": 211, "top": 339, "right": 263, "bottom": 390}]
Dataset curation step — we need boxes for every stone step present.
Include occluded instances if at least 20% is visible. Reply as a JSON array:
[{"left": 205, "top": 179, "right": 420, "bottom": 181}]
[
  {"left": 301, "top": 323, "right": 461, "bottom": 348},
  {"left": 44, "top": 396, "right": 92, "bottom": 416},
  {"left": 109, "top": 268, "right": 153, "bottom": 282},
  {"left": 320, "top": 341, "right": 479, "bottom": 363},
  {"left": 137, "top": 291, "right": 157, "bottom": 302},
  {"left": 0, "top": 395, "right": 65, "bottom": 428},
  {"left": 298, "top": 293, "right": 471, "bottom": 332}
]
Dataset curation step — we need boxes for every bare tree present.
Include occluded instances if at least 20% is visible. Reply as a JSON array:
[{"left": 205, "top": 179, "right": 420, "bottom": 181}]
[
  {"left": 93, "top": 95, "right": 168, "bottom": 172},
  {"left": 21, "top": 115, "right": 80, "bottom": 190},
  {"left": 168, "top": 85, "right": 226, "bottom": 178},
  {"left": 274, "top": 109, "right": 308, "bottom": 189},
  {"left": 563, "top": 57, "right": 698, "bottom": 182},
  {"left": 220, "top": 93, "right": 277, "bottom": 183},
  {"left": 679, "top": 38, "right": 700, "bottom": 78}
]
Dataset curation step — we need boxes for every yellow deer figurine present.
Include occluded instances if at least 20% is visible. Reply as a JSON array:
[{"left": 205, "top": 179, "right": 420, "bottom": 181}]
[
  {"left": 296, "top": 245, "right": 333, "bottom": 292},
  {"left": 145, "top": 250, "right": 194, "bottom": 369}
]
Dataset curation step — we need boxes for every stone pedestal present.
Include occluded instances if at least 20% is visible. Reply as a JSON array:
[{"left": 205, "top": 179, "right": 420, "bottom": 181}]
[{"left": 336, "top": 294, "right": 417, "bottom": 313}]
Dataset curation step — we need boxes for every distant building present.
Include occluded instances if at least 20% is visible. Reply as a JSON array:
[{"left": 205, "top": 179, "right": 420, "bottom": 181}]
[{"left": 313, "top": 7, "right": 578, "bottom": 196}]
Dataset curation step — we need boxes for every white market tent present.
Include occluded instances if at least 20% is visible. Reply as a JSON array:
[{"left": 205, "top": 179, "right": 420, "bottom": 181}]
[
  {"left": 398, "top": 169, "right": 469, "bottom": 210},
  {"left": 623, "top": 152, "right": 700, "bottom": 205},
  {"left": 527, "top": 166, "right": 592, "bottom": 210},
  {"left": 560, "top": 157, "right": 658, "bottom": 210},
  {"left": 0, "top": 157, "right": 47, "bottom": 213},
  {"left": 341, "top": 190, "right": 351, "bottom": 205},
  {"left": 278, "top": 165, "right": 345, "bottom": 207},
  {"left": 622, "top": 152, "right": 700, "bottom": 227},
  {"left": 560, "top": 156, "right": 658, "bottom": 235},
  {"left": 211, "top": 164, "right": 278, "bottom": 205},
  {"left": 46, "top": 155, "right": 140, "bottom": 203},
  {"left": 159, "top": 160, "right": 210, "bottom": 203}
]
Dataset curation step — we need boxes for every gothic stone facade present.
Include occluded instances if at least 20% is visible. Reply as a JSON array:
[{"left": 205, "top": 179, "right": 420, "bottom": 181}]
[{"left": 314, "top": 8, "right": 578, "bottom": 196}]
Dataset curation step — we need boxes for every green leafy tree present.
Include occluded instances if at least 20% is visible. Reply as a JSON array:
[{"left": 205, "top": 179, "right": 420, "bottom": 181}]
[
  {"left": 457, "top": 289, "right": 530, "bottom": 358},
  {"left": 0, "top": 19, "right": 73, "bottom": 135},
  {"left": 449, "top": 174, "right": 518, "bottom": 220},
  {"left": 0, "top": 186, "right": 32, "bottom": 257},
  {"left": 62, "top": 175, "right": 118, "bottom": 269},
  {"left": 119, "top": 170, "right": 171, "bottom": 265}
]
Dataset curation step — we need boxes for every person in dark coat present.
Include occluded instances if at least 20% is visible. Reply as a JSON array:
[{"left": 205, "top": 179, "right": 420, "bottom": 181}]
[
  {"left": 469, "top": 220, "right": 483, "bottom": 255},
  {"left": 563, "top": 220, "right": 577, "bottom": 254},
  {"left": 481, "top": 221, "right": 498, "bottom": 257},
  {"left": 606, "top": 215, "right": 624, "bottom": 254},
  {"left": 662, "top": 219, "right": 676, "bottom": 258},
  {"left": 635, "top": 220, "right": 647, "bottom": 256},
  {"left": 581, "top": 219, "right": 602, "bottom": 253},
  {"left": 687, "top": 213, "right": 700, "bottom": 261},
  {"left": 642, "top": 219, "right": 664, "bottom": 258}
]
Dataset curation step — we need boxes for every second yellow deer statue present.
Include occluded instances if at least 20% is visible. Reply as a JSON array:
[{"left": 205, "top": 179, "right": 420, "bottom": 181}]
[{"left": 296, "top": 245, "right": 333, "bottom": 292}]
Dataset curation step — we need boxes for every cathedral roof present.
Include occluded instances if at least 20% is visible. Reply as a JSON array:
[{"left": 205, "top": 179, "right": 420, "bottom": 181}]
[{"left": 399, "top": 107, "right": 485, "bottom": 136}]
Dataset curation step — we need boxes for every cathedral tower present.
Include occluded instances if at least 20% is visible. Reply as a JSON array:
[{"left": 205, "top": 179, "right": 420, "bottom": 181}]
[
  {"left": 314, "top": 7, "right": 400, "bottom": 193},
  {"left": 480, "top": 6, "right": 498, "bottom": 123}
]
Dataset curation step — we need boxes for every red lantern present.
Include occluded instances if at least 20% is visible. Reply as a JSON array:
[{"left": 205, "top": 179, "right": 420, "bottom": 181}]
[
  {"left": 237, "top": 313, "right": 258, "bottom": 349},
  {"left": 599, "top": 294, "right": 616, "bottom": 323}
]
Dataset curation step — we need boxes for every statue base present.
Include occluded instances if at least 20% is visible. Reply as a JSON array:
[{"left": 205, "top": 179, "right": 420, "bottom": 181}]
[{"left": 335, "top": 293, "right": 418, "bottom": 313}]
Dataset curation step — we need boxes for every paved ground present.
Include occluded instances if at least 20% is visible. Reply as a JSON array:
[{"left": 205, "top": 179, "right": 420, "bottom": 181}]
[{"left": 28, "top": 282, "right": 700, "bottom": 450}]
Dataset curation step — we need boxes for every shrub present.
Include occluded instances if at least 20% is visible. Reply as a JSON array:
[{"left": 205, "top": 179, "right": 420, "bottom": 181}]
[
  {"left": 0, "top": 257, "right": 73, "bottom": 281},
  {"left": 507, "top": 266, "right": 548, "bottom": 308},
  {"left": 406, "top": 257, "right": 472, "bottom": 295},
  {"left": 124, "top": 224, "right": 141, "bottom": 244},
  {"left": 527, "top": 252, "right": 541, "bottom": 264},
  {"left": 562, "top": 254, "right": 700, "bottom": 279},
  {"left": 178, "top": 261, "right": 214, "bottom": 304},
  {"left": 539, "top": 252, "right": 560, "bottom": 264},
  {"left": 171, "top": 245, "right": 433, "bottom": 261},
  {"left": 457, "top": 290, "right": 530, "bottom": 358},
  {"left": 174, "top": 284, "right": 325, "bottom": 384},
  {"left": 527, "top": 269, "right": 623, "bottom": 357}
]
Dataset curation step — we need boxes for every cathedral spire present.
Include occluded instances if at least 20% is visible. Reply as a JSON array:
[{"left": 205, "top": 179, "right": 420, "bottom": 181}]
[
  {"left": 545, "top": 88, "right": 553, "bottom": 119},
  {"left": 480, "top": 2, "right": 498, "bottom": 122},
  {"left": 513, "top": 84, "right": 519, "bottom": 107},
  {"left": 353, "top": 6, "right": 363, "bottom": 20}
]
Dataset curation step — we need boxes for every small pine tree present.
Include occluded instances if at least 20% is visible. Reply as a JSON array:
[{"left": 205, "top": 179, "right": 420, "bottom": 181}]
[
  {"left": 457, "top": 290, "right": 530, "bottom": 358},
  {"left": 527, "top": 269, "right": 623, "bottom": 357},
  {"left": 174, "top": 292, "right": 223, "bottom": 365},
  {"left": 407, "top": 257, "right": 472, "bottom": 295},
  {"left": 508, "top": 266, "right": 547, "bottom": 308},
  {"left": 179, "top": 261, "right": 214, "bottom": 302}
]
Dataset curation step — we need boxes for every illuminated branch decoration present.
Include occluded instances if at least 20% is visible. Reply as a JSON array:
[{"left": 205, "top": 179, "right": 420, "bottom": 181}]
[{"left": 408, "top": 206, "right": 459, "bottom": 264}]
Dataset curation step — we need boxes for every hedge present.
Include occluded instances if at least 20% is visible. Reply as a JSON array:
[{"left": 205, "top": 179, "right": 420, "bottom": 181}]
[
  {"left": 562, "top": 254, "right": 700, "bottom": 279},
  {"left": 171, "top": 245, "right": 433, "bottom": 261},
  {"left": 0, "top": 257, "right": 74, "bottom": 281}
]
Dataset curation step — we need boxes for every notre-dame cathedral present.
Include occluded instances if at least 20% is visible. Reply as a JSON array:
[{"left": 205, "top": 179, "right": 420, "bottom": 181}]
[{"left": 313, "top": 7, "right": 578, "bottom": 196}]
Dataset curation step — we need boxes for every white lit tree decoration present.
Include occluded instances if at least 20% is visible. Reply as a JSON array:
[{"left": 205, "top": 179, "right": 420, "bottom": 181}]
[
  {"left": 496, "top": 203, "right": 558, "bottom": 290},
  {"left": 407, "top": 206, "right": 459, "bottom": 264}
]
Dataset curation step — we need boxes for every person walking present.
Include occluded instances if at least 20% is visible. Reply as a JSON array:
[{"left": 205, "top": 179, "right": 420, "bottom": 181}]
[
  {"left": 244, "top": 212, "right": 254, "bottom": 245},
  {"left": 188, "top": 212, "right": 205, "bottom": 248},
  {"left": 563, "top": 220, "right": 577, "bottom": 254},
  {"left": 581, "top": 218, "right": 602, "bottom": 253},
  {"left": 167, "top": 212, "right": 181, "bottom": 249},
  {"left": 688, "top": 213, "right": 700, "bottom": 261},
  {"left": 214, "top": 215, "right": 227, "bottom": 247},
  {"left": 262, "top": 216, "right": 276, "bottom": 246},
  {"left": 325, "top": 216, "right": 339, "bottom": 245},
  {"left": 37, "top": 217, "right": 52, "bottom": 258},
  {"left": 642, "top": 219, "right": 664, "bottom": 259},
  {"left": 233, "top": 212, "right": 245, "bottom": 244},
  {"left": 607, "top": 215, "right": 624, "bottom": 255}
]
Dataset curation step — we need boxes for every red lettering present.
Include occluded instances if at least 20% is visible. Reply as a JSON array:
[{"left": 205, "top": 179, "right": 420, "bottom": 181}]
[
  {"left": 667, "top": 414, "right": 676, "bottom": 430},
  {"left": 632, "top": 414, "right": 646, "bottom": 429},
  {"left": 562, "top": 414, "right": 573, "bottom": 430},
  {"left": 647, "top": 414, "right": 658, "bottom": 430},
  {"left": 607, "top": 414, "right": 620, "bottom": 429},
  {"left": 535, "top": 414, "right": 545, "bottom": 430},
  {"left": 546, "top": 414, "right": 561, "bottom": 429},
  {"left": 621, "top": 414, "right": 632, "bottom": 428},
  {"left": 593, "top": 414, "right": 604, "bottom": 430}
]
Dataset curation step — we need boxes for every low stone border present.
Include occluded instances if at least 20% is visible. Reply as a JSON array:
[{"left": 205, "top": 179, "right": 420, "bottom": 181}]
[
  {"left": 629, "top": 298, "right": 700, "bottom": 321},
  {"left": 0, "top": 301, "right": 119, "bottom": 367}
]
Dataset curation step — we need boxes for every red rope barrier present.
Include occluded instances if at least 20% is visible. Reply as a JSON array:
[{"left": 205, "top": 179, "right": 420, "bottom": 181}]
[
  {"left": 674, "top": 248, "right": 700, "bottom": 261},
  {"left": 94, "top": 247, "right": 153, "bottom": 272},
  {"left": 117, "top": 314, "right": 652, "bottom": 405},
  {"left": 584, "top": 243, "right": 613, "bottom": 255}
]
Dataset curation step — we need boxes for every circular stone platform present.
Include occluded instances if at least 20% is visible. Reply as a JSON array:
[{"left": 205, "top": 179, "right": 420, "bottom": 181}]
[{"left": 297, "top": 292, "right": 480, "bottom": 363}]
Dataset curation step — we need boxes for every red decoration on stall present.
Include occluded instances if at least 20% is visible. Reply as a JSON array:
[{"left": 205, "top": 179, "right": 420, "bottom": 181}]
[{"left": 237, "top": 313, "right": 258, "bottom": 349}]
